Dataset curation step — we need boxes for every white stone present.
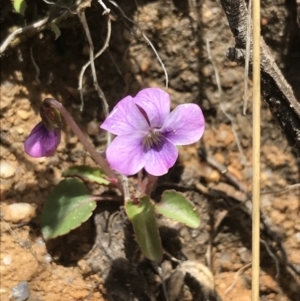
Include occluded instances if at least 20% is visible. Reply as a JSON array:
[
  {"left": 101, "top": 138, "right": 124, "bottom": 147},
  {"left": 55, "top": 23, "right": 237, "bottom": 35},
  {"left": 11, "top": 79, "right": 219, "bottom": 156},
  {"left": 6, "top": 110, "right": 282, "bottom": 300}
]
[
  {"left": 17, "top": 127, "right": 24, "bottom": 135},
  {"left": 0, "top": 161, "right": 15, "bottom": 178},
  {"left": 2, "top": 203, "right": 36, "bottom": 223},
  {"left": 17, "top": 110, "right": 30, "bottom": 120},
  {"left": 44, "top": 254, "right": 52, "bottom": 263},
  {"left": 2, "top": 254, "right": 12, "bottom": 265}
]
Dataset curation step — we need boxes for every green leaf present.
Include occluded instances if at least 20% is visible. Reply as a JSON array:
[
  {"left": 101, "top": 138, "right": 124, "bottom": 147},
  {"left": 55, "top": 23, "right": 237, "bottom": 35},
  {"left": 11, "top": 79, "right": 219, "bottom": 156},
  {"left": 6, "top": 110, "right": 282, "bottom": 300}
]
[
  {"left": 48, "top": 22, "right": 61, "bottom": 40},
  {"left": 13, "top": 0, "right": 27, "bottom": 15},
  {"left": 62, "top": 165, "right": 111, "bottom": 186},
  {"left": 125, "top": 196, "right": 162, "bottom": 261},
  {"left": 41, "top": 178, "right": 96, "bottom": 240},
  {"left": 155, "top": 190, "right": 200, "bottom": 228}
]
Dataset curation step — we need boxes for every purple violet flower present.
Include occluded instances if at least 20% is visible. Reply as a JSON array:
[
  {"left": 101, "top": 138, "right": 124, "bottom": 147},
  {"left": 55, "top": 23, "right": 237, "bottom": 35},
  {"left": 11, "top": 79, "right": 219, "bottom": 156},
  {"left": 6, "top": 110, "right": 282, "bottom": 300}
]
[
  {"left": 100, "top": 88, "right": 205, "bottom": 176},
  {"left": 24, "top": 122, "right": 61, "bottom": 158}
]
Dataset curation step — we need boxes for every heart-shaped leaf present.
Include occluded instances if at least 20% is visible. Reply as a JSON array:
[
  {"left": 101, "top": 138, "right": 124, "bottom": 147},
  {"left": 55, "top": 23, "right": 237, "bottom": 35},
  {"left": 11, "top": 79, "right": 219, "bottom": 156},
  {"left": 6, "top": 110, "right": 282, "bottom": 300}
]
[
  {"left": 41, "top": 178, "right": 96, "bottom": 240},
  {"left": 155, "top": 190, "right": 200, "bottom": 228},
  {"left": 125, "top": 196, "right": 162, "bottom": 261},
  {"left": 62, "top": 165, "right": 111, "bottom": 185}
]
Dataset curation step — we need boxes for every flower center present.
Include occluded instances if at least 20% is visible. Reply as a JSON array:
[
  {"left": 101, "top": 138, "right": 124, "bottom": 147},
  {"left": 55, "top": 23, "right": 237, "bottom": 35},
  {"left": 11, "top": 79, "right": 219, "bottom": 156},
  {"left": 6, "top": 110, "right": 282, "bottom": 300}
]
[{"left": 142, "top": 129, "right": 163, "bottom": 152}]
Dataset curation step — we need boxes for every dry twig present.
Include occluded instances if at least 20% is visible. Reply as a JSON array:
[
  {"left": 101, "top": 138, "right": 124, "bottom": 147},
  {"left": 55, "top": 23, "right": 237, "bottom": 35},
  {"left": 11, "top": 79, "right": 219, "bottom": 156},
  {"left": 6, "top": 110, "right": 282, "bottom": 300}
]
[
  {"left": 78, "top": 13, "right": 112, "bottom": 112},
  {"left": 78, "top": 10, "right": 109, "bottom": 115},
  {"left": 219, "top": 0, "right": 300, "bottom": 153},
  {"left": 0, "top": 17, "right": 49, "bottom": 55},
  {"left": 243, "top": 0, "right": 252, "bottom": 115},
  {"left": 78, "top": 10, "right": 111, "bottom": 145},
  {"left": 108, "top": 0, "right": 169, "bottom": 89},
  {"left": 261, "top": 183, "right": 300, "bottom": 195},
  {"left": 29, "top": 47, "right": 41, "bottom": 85},
  {"left": 260, "top": 238, "right": 280, "bottom": 281},
  {"left": 225, "top": 262, "right": 252, "bottom": 294},
  {"left": 251, "top": 1, "right": 261, "bottom": 299},
  {"left": 205, "top": 40, "right": 247, "bottom": 166}
]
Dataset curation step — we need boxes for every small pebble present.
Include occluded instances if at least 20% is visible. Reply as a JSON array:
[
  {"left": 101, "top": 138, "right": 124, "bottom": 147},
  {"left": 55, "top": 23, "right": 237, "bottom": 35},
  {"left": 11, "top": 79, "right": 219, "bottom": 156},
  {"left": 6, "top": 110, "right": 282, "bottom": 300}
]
[
  {"left": 44, "top": 254, "right": 52, "bottom": 263},
  {"left": 11, "top": 281, "right": 30, "bottom": 301},
  {"left": 14, "top": 181, "right": 27, "bottom": 192},
  {"left": 199, "top": 162, "right": 220, "bottom": 183},
  {"left": 17, "top": 110, "right": 30, "bottom": 120},
  {"left": 87, "top": 121, "right": 99, "bottom": 136},
  {"left": 38, "top": 178, "right": 49, "bottom": 188},
  {"left": 68, "top": 135, "right": 78, "bottom": 145},
  {"left": 2, "top": 254, "right": 12, "bottom": 265},
  {"left": 0, "top": 178, "right": 14, "bottom": 190},
  {"left": 221, "top": 69, "right": 239, "bottom": 88},
  {"left": 65, "top": 277, "right": 73, "bottom": 284},
  {"left": 3, "top": 80, "right": 13, "bottom": 87},
  {"left": 1, "top": 99, "right": 10, "bottom": 109},
  {"left": 2, "top": 203, "right": 36, "bottom": 223},
  {"left": 17, "top": 128, "right": 24, "bottom": 135},
  {"left": 0, "top": 161, "right": 16, "bottom": 178},
  {"left": 139, "top": 57, "right": 151, "bottom": 72},
  {"left": 37, "top": 157, "right": 46, "bottom": 164},
  {"left": 238, "top": 247, "right": 251, "bottom": 263},
  {"left": 77, "top": 259, "right": 91, "bottom": 273},
  {"left": 36, "top": 238, "right": 45, "bottom": 246},
  {"left": 218, "top": 252, "right": 232, "bottom": 270}
]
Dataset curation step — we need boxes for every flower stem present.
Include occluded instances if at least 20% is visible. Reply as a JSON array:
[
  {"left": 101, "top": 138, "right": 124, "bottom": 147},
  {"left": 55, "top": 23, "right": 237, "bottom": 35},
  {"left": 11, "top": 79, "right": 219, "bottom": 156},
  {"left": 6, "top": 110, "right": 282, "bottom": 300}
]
[
  {"left": 44, "top": 98, "right": 123, "bottom": 194},
  {"left": 138, "top": 172, "right": 157, "bottom": 195}
]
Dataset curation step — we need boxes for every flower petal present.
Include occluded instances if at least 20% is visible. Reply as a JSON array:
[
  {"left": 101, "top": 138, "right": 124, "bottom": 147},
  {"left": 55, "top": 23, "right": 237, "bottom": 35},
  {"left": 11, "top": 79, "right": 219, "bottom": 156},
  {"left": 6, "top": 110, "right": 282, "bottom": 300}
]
[
  {"left": 144, "top": 138, "right": 178, "bottom": 176},
  {"left": 106, "top": 132, "right": 146, "bottom": 175},
  {"left": 24, "top": 122, "right": 61, "bottom": 158},
  {"left": 161, "top": 103, "right": 205, "bottom": 145},
  {"left": 134, "top": 88, "right": 170, "bottom": 128},
  {"left": 100, "top": 95, "right": 150, "bottom": 135}
]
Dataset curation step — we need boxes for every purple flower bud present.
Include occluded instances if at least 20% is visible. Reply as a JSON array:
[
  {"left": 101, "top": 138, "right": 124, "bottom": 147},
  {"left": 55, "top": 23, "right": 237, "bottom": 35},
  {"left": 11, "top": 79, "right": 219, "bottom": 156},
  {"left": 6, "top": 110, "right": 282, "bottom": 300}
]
[
  {"left": 24, "top": 122, "right": 61, "bottom": 158},
  {"left": 100, "top": 88, "right": 205, "bottom": 176},
  {"left": 40, "top": 100, "right": 62, "bottom": 130}
]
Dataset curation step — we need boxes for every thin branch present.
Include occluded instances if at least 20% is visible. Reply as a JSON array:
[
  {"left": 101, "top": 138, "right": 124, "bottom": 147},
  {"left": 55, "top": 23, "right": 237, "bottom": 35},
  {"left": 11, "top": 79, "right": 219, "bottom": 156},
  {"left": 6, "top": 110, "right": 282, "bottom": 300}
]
[
  {"left": 98, "top": 0, "right": 111, "bottom": 14},
  {"left": 0, "top": 17, "right": 49, "bottom": 55},
  {"left": 243, "top": 0, "right": 252, "bottom": 115},
  {"left": 92, "top": 195, "right": 123, "bottom": 202},
  {"left": 156, "top": 264, "right": 170, "bottom": 301},
  {"left": 220, "top": 0, "right": 300, "bottom": 153},
  {"left": 225, "top": 262, "right": 252, "bottom": 294},
  {"left": 260, "top": 238, "right": 280, "bottom": 281},
  {"left": 252, "top": 0, "right": 262, "bottom": 299},
  {"left": 205, "top": 39, "right": 247, "bottom": 166},
  {"left": 108, "top": 0, "right": 169, "bottom": 89},
  {"left": 78, "top": 14, "right": 112, "bottom": 112},
  {"left": 261, "top": 183, "right": 300, "bottom": 195},
  {"left": 29, "top": 47, "right": 41, "bottom": 85},
  {"left": 42, "top": 0, "right": 77, "bottom": 14},
  {"left": 297, "top": 1, "right": 300, "bottom": 28},
  {"left": 142, "top": 32, "right": 169, "bottom": 89},
  {"left": 199, "top": 149, "right": 249, "bottom": 195},
  {"left": 78, "top": 10, "right": 111, "bottom": 145}
]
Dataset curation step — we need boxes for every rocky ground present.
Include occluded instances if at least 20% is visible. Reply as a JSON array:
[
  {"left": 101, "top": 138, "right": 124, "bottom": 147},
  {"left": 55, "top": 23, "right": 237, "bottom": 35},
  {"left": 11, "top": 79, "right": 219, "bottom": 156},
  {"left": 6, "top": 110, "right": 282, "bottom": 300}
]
[{"left": 1, "top": 0, "right": 300, "bottom": 300}]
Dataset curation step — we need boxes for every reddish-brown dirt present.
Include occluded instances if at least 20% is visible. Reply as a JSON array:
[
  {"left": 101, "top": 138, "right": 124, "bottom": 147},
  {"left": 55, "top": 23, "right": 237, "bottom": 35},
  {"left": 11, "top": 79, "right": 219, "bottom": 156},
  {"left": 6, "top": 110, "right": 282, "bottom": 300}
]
[{"left": 1, "top": 0, "right": 299, "bottom": 300}]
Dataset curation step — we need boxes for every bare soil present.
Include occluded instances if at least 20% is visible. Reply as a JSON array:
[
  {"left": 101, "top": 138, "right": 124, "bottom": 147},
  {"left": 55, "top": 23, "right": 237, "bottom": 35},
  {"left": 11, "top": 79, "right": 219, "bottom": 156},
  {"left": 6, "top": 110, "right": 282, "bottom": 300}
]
[{"left": 1, "top": 1, "right": 300, "bottom": 301}]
